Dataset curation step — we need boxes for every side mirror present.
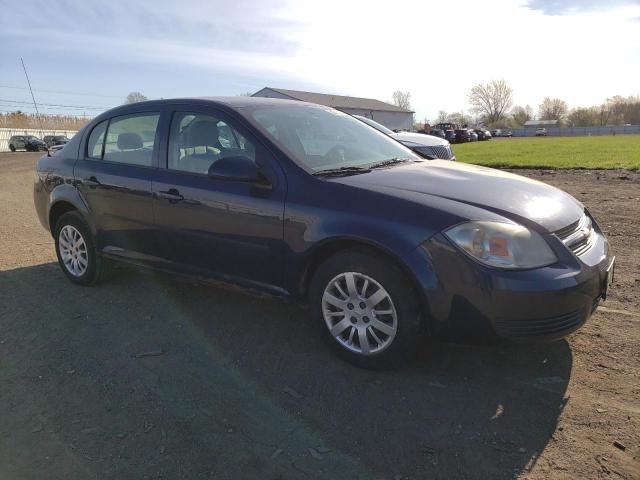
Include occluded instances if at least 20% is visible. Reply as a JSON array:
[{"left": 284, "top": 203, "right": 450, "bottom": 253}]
[{"left": 207, "top": 155, "right": 270, "bottom": 186}]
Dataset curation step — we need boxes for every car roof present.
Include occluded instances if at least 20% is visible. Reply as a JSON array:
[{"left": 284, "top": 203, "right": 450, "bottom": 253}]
[
  {"left": 114, "top": 96, "right": 313, "bottom": 110},
  {"left": 91, "top": 96, "right": 327, "bottom": 123}
]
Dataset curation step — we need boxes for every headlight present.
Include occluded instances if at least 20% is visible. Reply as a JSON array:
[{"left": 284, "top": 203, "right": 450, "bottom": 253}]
[{"left": 443, "top": 221, "right": 557, "bottom": 269}]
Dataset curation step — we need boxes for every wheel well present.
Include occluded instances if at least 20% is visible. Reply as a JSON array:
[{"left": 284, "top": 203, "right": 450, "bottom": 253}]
[
  {"left": 299, "top": 240, "right": 422, "bottom": 301},
  {"left": 48, "top": 201, "right": 77, "bottom": 235}
]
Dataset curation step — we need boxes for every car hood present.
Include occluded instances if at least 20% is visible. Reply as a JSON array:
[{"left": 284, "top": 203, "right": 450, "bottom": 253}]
[
  {"left": 333, "top": 160, "right": 584, "bottom": 232},
  {"left": 390, "top": 131, "right": 449, "bottom": 147}
]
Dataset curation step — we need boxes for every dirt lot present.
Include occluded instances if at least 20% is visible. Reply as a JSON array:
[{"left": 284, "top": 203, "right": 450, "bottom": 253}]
[{"left": 1, "top": 152, "right": 638, "bottom": 480}]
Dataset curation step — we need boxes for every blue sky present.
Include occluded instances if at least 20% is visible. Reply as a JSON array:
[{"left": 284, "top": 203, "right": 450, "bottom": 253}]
[{"left": 1, "top": 0, "right": 639, "bottom": 121}]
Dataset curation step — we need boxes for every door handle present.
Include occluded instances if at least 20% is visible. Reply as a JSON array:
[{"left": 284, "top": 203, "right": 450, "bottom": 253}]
[
  {"left": 84, "top": 176, "right": 101, "bottom": 187},
  {"left": 157, "top": 188, "right": 184, "bottom": 202}
]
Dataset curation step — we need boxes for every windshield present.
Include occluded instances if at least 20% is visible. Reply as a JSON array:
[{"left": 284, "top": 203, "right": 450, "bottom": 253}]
[
  {"left": 249, "top": 105, "right": 417, "bottom": 172},
  {"left": 353, "top": 115, "right": 395, "bottom": 136}
]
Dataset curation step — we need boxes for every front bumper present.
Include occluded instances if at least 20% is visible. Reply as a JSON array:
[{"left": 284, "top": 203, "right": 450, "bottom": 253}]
[
  {"left": 26, "top": 144, "right": 48, "bottom": 151},
  {"left": 420, "top": 230, "right": 613, "bottom": 341}
]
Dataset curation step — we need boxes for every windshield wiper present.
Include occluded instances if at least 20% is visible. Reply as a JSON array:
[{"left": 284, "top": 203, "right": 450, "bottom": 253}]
[
  {"left": 312, "top": 166, "right": 372, "bottom": 177},
  {"left": 367, "top": 157, "right": 414, "bottom": 169}
]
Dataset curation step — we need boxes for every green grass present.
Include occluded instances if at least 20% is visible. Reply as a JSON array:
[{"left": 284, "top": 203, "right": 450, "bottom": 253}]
[{"left": 453, "top": 135, "right": 640, "bottom": 170}]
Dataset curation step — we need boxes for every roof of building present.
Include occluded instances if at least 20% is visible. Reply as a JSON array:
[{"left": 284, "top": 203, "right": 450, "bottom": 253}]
[
  {"left": 524, "top": 120, "right": 560, "bottom": 126},
  {"left": 252, "top": 87, "right": 414, "bottom": 113}
]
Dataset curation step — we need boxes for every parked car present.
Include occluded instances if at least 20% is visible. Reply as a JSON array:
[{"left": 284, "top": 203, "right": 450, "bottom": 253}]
[
  {"left": 454, "top": 129, "right": 472, "bottom": 143},
  {"left": 468, "top": 130, "right": 478, "bottom": 142},
  {"left": 490, "top": 129, "right": 502, "bottom": 137},
  {"left": 34, "top": 97, "right": 614, "bottom": 368},
  {"left": 8, "top": 135, "right": 47, "bottom": 152},
  {"left": 354, "top": 116, "right": 455, "bottom": 160},
  {"left": 444, "top": 129, "right": 456, "bottom": 143},
  {"left": 502, "top": 130, "right": 513, "bottom": 138},
  {"left": 429, "top": 128, "right": 446, "bottom": 139},
  {"left": 536, "top": 128, "right": 548, "bottom": 136},
  {"left": 43, "top": 135, "right": 71, "bottom": 147},
  {"left": 474, "top": 129, "right": 492, "bottom": 141},
  {"left": 434, "top": 122, "right": 460, "bottom": 132}
]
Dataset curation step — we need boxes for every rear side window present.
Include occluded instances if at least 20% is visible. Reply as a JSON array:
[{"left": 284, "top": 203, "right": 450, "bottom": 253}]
[
  {"left": 86, "top": 113, "right": 159, "bottom": 166},
  {"left": 103, "top": 113, "right": 159, "bottom": 167},
  {"left": 86, "top": 120, "right": 108, "bottom": 159}
]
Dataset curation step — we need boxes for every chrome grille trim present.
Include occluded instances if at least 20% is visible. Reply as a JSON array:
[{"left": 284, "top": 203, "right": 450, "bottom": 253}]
[
  {"left": 554, "top": 214, "right": 596, "bottom": 256},
  {"left": 418, "top": 145, "right": 454, "bottom": 160}
]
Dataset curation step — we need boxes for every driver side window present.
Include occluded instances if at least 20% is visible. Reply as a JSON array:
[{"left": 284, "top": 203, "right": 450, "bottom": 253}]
[{"left": 168, "top": 112, "right": 256, "bottom": 175}]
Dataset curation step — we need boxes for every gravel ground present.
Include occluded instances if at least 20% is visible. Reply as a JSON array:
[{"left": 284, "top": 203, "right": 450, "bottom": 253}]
[{"left": 1, "top": 152, "right": 638, "bottom": 480}]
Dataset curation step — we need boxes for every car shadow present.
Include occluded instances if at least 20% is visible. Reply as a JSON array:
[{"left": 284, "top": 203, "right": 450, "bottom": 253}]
[{"left": 0, "top": 263, "right": 571, "bottom": 480}]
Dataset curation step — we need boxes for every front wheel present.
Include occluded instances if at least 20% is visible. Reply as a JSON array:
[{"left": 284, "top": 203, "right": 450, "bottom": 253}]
[
  {"left": 54, "top": 211, "right": 106, "bottom": 285},
  {"left": 9, "top": 145, "right": 16, "bottom": 152},
  {"left": 309, "top": 251, "right": 424, "bottom": 369}
]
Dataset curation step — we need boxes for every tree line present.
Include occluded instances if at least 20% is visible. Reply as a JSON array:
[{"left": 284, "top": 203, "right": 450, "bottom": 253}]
[
  {"left": 0, "top": 111, "right": 89, "bottom": 130},
  {"left": 391, "top": 83, "right": 640, "bottom": 129}
]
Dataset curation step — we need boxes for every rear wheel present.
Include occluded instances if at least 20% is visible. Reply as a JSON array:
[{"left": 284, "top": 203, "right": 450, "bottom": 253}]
[
  {"left": 309, "top": 251, "right": 424, "bottom": 369},
  {"left": 54, "top": 211, "right": 106, "bottom": 285}
]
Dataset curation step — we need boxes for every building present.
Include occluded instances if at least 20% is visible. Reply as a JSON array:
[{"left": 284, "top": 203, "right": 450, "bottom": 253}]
[
  {"left": 523, "top": 120, "right": 560, "bottom": 128},
  {"left": 252, "top": 87, "right": 414, "bottom": 130}
]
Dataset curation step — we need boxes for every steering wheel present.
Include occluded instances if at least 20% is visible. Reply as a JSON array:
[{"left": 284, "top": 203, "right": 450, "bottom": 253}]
[{"left": 324, "top": 144, "right": 347, "bottom": 162}]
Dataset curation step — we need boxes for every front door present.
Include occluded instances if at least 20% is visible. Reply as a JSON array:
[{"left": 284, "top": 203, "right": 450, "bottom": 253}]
[{"left": 151, "top": 109, "right": 286, "bottom": 288}]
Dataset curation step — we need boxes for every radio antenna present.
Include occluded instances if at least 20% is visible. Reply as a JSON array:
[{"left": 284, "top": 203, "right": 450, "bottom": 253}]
[{"left": 20, "top": 57, "right": 45, "bottom": 137}]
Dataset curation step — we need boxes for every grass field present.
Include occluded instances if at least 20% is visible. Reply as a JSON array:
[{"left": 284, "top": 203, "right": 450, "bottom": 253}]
[{"left": 453, "top": 135, "right": 640, "bottom": 170}]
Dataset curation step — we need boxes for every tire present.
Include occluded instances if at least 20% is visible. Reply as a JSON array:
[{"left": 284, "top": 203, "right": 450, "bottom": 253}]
[
  {"left": 309, "top": 251, "right": 424, "bottom": 369},
  {"left": 54, "top": 211, "right": 106, "bottom": 286},
  {"left": 9, "top": 145, "right": 16, "bottom": 152}
]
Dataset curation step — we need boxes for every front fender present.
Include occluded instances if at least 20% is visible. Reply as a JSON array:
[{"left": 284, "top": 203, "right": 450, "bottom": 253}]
[{"left": 283, "top": 212, "right": 440, "bottom": 314}]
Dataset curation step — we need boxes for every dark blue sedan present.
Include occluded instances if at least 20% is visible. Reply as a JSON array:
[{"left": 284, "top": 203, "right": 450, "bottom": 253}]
[{"left": 34, "top": 97, "right": 614, "bottom": 368}]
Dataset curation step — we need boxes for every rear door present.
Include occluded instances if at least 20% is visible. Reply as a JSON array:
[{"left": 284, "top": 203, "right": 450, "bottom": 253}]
[
  {"left": 74, "top": 111, "right": 161, "bottom": 257},
  {"left": 151, "top": 107, "right": 286, "bottom": 288}
]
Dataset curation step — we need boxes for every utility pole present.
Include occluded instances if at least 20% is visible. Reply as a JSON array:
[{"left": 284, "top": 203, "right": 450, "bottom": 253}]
[{"left": 20, "top": 57, "right": 45, "bottom": 136}]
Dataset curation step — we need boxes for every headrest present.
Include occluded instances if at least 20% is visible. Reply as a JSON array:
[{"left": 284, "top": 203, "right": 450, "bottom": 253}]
[
  {"left": 117, "top": 132, "right": 143, "bottom": 150},
  {"left": 184, "top": 120, "right": 219, "bottom": 148}
]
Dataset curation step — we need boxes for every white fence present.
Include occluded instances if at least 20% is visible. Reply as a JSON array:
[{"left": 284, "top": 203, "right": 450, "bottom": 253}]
[{"left": 0, "top": 128, "right": 79, "bottom": 152}]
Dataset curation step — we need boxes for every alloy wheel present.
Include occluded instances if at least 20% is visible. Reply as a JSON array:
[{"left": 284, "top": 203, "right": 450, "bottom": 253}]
[
  {"left": 322, "top": 272, "right": 398, "bottom": 355},
  {"left": 58, "top": 225, "right": 89, "bottom": 277}
]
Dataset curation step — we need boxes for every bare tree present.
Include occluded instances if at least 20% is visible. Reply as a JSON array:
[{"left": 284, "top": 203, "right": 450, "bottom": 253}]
[
  {"left": 568, "top": 107, "right": 599, "bottom": 127},
  {"left": 538, "top": 97, "right": 568, "bottom": 121},
  {"left": 447, "top": 111, "right": 472, "bottom": 126},
  {"left": 511, "top": 105, "right": 533, "bottom": 126},
  {"left": 435, "top": 110, "right": 448, "bottom": 124},
  {"left": 468, "top": 80, "right": 513, "bottom": 124},
  {"left": 126, "top": 92, "right": 149, "bottom": 104},
  {"left": 391, "top": 91, "right": 412, "bottom": 111}
]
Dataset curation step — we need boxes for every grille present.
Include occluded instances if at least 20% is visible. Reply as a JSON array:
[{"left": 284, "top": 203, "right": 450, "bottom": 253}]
[
  {"left": 553, "top": 214, "right": 596, "bottom": 256},
  {"left": 495, "top": 309, "right": 584, "bottom": 337},
  {"left": 418, "top": 145, "right": 454, "bottom": 160}
]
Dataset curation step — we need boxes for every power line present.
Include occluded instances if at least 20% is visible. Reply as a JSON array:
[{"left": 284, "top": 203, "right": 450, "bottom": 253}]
[
  {"left": 0, "top": 105, "right": 92, "bottom": 114},
  {"left": 0, "top": 83, "right": 124, "bottom": 99},
  {"left": 0, "top": 97, "right": 109, "bottom": 110}
]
